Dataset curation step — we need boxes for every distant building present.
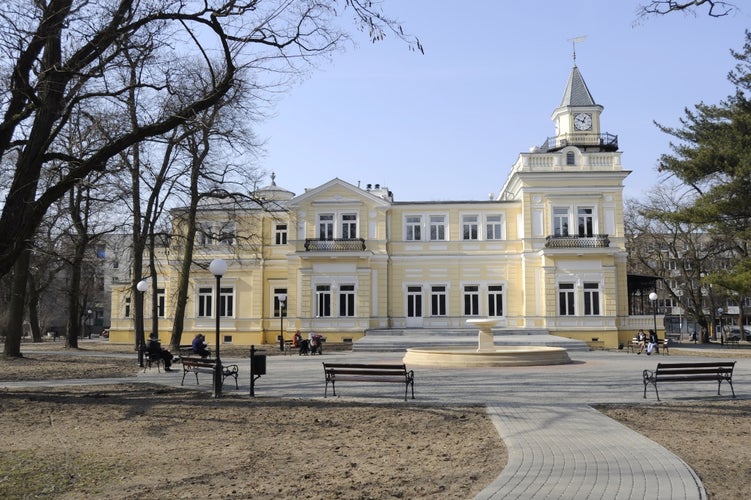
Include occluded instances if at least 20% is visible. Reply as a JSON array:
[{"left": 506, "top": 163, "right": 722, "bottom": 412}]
[{"left": 110, "top": 65, "right": 641, "bottom": 348}]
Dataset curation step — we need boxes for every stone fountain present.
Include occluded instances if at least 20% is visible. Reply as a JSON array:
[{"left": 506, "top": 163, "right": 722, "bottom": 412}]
[{"left": 402, "top": 318, "right": 572, "bottom": 367}]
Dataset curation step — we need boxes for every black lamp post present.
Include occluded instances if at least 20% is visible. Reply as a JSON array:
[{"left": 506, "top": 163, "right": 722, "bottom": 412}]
[
  {"left": 649, "top": 291, "right": 658, "bottom": 334},
  {"left": 209, "top": 258, "right": 227, "bottom": 398},
  {"left": 718, "top": 307, "right": 724, "bottom": 345},
  {"left": 87, "top": 309, "right": 93, "bottom": 338},
  {"left": 136, "top": 279, "right": 149, "bottom": 367},
  {"left": 278, "top": 294, "right": 287, "bottom": 352}
]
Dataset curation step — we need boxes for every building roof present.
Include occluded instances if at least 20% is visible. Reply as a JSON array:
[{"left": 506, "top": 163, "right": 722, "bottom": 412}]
[{"left": 559, "top": 65, "right": 596, "bottom": 107}]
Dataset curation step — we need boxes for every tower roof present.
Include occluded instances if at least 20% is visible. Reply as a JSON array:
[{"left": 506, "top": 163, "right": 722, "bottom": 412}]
[{"left": 559, "top": 65, "right": 596, "bottom": 107}]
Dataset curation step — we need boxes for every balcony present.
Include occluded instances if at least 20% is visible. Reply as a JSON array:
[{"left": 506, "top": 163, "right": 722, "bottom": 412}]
[
  {"left": 545, "top": 234, "right": 610, "bottom": 248},
  {"left": 541, "top": 133, "right": 618, "bottom": 152},
  {"left": 304, "top": 238, "right": 366, "bottom": 252}
]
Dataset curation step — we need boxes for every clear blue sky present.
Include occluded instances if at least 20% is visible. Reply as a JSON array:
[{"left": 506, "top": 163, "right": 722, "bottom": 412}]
[{"left": 256, "top": 1, "right": 751, "bottom": 202}]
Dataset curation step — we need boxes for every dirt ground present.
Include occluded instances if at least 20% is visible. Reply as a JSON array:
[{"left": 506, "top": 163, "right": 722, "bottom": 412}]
[{"left": 1, "top": 342, "right": 750, "bottom": 499}]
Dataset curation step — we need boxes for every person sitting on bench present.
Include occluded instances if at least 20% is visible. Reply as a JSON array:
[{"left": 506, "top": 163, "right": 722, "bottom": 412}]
[
  {"left": 146, "top": 332, "right": 174, "bottom": 371},
  {"left": 191, "top": 333, "right": 210, "bottom": 358}
]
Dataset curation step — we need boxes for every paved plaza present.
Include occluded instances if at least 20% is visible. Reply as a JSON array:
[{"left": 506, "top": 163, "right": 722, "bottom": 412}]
[{"left": 4, "top": 344, "right": 748, "bottom": 499}]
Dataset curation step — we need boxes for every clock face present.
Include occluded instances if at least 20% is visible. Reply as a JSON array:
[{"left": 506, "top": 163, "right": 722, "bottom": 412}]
[{"left": 574, "top": 113, "right": 592, "bottom": 131}]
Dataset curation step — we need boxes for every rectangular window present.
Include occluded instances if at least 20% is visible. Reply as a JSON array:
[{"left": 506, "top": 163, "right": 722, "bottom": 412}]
[
  {"left": 157, "top": 288, "right": 165, "bottom": 318},
  {"left": 488, "top": 285, "right": 504, "bottom": 316},
  {"left": 318, "top": 214, "right": 334, "bottom": 240},
  {"left": 218, "top": 222, "right": 236, "bottom": 245},
  {"left": 316, "top": 284, "right": 332, "bottom": 317},
  {"left": 275, "top": 224, "right": 288, "bottom": 245},
  {"left": 430, "top": 285, "right": 447, "bottom": 316},
  {"left": 341, "top": 214, "right": 357, "bottom": 239},
  {"left": 577, "top": 207, "right": 594, "bottom": 237},
  {"left": 407, "top": 286, "right": 422, "bottom": 317},
  {"left": 96, "top": 244, "right": 106, "bottom": 258},
  {"left": 124, "top": 297, "right": 131, "bottom": 318},
  {"left": 339, "top": 284, "right": 355, "bottom": 317},
  {"left": 198, "top": 287, "right": 213, "bottom": 317},
  {"left": 406, "top": 216, "right": 422, "bottom": 241},
  {"left": 430, "top": 215, "right": 446, "bottom": 241},
  {"left": 463, "top": 285, "right": 480, "bottom": 315},
  {"left": 553, "top": 207, "right": 570, "bottom": 236},
  {"left": 462, "top": 215, "right": 479, "bottom": 241},
  {"left": 486, "top": 215, "right": 503, "bottom": 240},
  {"left": 559, "top": 283, "right": 575, "bottom": 316},
  {"left": 583, "top": 282, "right": 600, "bottom": 316},
  {"left": 219, "top": 287, "right": 234, "bottom": 317}
]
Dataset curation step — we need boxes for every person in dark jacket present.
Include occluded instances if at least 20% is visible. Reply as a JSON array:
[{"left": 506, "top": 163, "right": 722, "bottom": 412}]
[
  {"left": 146, "top": 332, "right": 174, "bottom": 371},
  {"left": 192, "top": 333, "right": 210, "bottom": 358}
]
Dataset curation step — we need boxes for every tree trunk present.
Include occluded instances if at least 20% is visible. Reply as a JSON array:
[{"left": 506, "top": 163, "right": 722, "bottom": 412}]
[
  {"left": 65, "top": 250, "right": 85, "bottom": 349},
  {"left": 2, "top": 248, "right": 31, "bottom": 357},
  {"left": 28, "top": 272, "right": 42, "bottom": 342}
]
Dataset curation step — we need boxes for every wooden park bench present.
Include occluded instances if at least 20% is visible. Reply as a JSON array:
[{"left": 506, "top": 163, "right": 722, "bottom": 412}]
[
  {"left": 322, "top": 362, "right": 415, "bottom": 400},
  {"left": 643, "top": 361, "right": 736, "bottom": 401},
  {"left": 627, "top": 337, "right": 669, "bottom": 355},
  {"left": 181, "top": 357, "right": 240, "bottom": 389},
  {"left": 724, "top": 336, "right": 741, "bottom": 347}
]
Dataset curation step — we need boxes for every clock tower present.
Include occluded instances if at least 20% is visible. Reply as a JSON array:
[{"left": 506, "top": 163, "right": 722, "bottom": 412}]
[{"left": 548, "top": 65, "right": 614, "bottom": 152}]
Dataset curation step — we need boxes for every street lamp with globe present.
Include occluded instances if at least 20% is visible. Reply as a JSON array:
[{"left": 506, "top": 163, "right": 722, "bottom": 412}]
[
  {"left": 278, "top": 294, "right": 287, "bottom": 352},
  {"left": 209, "top": 258, "right": 227, "bottom": 398},
  {"left": 136, "top": 279, "right": 150, "bottom": 367},
  {"left": 648, "top": 291, "right": 658, "bottom": 334}
]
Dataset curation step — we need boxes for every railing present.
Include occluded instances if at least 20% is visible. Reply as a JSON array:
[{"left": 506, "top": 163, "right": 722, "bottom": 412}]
[
  {"left": 545, "top": 234, "right": 610, "bottom": 248},
  {"left": 541, "top": 133, "right": 618, "bottom": 152},
  {"left": 304, "top": 238, "right": 366, "bottom": 252}
]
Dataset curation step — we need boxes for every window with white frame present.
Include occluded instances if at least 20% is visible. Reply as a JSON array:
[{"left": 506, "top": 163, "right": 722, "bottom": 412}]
[
  {"left": 430, "top": 285, "right": 447, "bottom": 316},
  {"left": 124, "top": 297, "right": 131, "bottom": 318},
  {"left": 339, "top": 284, "right": 355, "bottom": 317},
  {"left": 198, "top": 287, "right": 213, "bottom": 317},
  {"left": 407, "top": 286, "right": 422, "bottom": 317},
  {"left": 553, "top": 207, "right": 570, "bottom": 236},
  {"left": 405, "top": 215, "right": 422, "bottom": 241},
  {"left": 430, "top": 215, "right": 446, "bottom": 241},
  {"left": 341, "top": 214, "right": 358, "bottom": 239},
  {"left": 219, "top": 287, "right": 234, "bottom": 317},
  {"left": 486, "top": 215, "right": 503, "bottom": 240},
  {"left": 462, "top": 215, "right": 479, "bottom": 241},
  {"left": 157, "top": 288, "right": 165, "bottom": 318},
  {"left": 558, "top": 283, "right": 575, "bottom": 316},
  {"left": 275, "top": 223, "right": 288, "bottom": 245},
  {"left": 218, "top": 222, "right": 236, "bottom": 245},
  {"left": 316, "top": 284, "right": 332, "bottom": 317},
  {"left": 197, "top": 221, "right": 236, "bottom": 245},
  {"left": 318, "top": 214, "right": 334, "bottom": 240},
  {"left": 577, "top": 207, "right": 594, "bottom": 237},
  {"left": 463, "top": 285, "right": 480, "bottom": 315},
  {"left": 274, "top": 288, "right": 287, "bottom": 318},
  {"left": 583, "top": 282, "right": 600, "bottom": 316},
  {"left": 488, "top": 285, "right": 504, "bottom": 316}
]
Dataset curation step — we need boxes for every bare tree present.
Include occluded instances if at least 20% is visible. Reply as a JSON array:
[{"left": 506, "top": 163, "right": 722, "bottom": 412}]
[
  {"left": 0, "top": 0, "right": 420, "bottom": 358},
  {"left": 0, "top": 0, "right": 421, "bottom": 278},
  {"left": 637, "top": 0, "right": 736, "bottom": 18},
  {"left": 625, "top": 182, "right": 739, "bottom": 336}
]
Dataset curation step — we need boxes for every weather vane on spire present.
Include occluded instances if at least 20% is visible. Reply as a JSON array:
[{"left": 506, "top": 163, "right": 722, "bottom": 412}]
[{"left": 568, "top": 35, "right": 587, "bottom": 65}]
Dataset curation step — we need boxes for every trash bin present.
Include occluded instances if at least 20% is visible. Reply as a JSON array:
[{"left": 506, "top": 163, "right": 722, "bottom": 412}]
[{"left": 251, "top": 354, "right": 266, "bottom": 375}]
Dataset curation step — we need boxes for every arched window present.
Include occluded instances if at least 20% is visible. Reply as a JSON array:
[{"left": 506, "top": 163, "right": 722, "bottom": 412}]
[{"left": 566, "top": 151, "right": 575, "bottom": 165}]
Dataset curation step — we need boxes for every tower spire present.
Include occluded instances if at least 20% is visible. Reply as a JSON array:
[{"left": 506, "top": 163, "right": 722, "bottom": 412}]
[{"left": 568, "top": 35, "right": 586, "bottom": 65}]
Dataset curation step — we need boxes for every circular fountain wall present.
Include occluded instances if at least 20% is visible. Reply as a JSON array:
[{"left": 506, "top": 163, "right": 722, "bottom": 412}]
[
  {"left": 403, "top": 345, "right": 572, "bottom": 367},
  {"left": 402, "top": 318, "right": 572, "bottom": 367}
]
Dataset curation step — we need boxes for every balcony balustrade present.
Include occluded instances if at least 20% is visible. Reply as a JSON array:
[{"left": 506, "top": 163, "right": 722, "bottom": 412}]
[
  {"left": 304, "top": 238, "right": 366, "bottom": 252},
  {"left": 545, "top": 234, "right": 610, "bottom": 248}
]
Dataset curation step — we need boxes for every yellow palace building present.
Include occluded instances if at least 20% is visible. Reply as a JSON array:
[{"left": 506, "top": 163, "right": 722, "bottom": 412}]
[{"left": 110, "top": 65, "right": 641, "bottom": 349}]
